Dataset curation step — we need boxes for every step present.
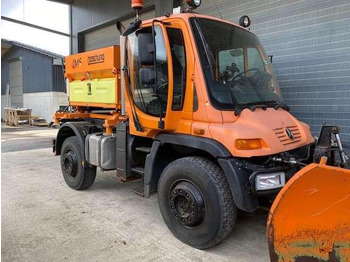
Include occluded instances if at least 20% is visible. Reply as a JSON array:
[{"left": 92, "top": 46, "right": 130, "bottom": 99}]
[
  {"left": 135, "top": 147, "right": 151, "bottom": 154},
  {"left": 132, "top": 186, "right": 144, "bottom": 197},
  {"left": 131, "top": 167, "right": 144, "bottom": 176}
]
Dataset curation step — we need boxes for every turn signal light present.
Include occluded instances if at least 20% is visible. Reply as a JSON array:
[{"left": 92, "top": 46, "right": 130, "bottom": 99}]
[{"left": 235, "top": 139, "right": 262, "bottom": 150}]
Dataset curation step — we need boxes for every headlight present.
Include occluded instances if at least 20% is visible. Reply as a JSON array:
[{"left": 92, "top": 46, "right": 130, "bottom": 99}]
[
  {"left": 255, "top": 172, "right": 285, "bottom": 191},
  {"left": 239, "top": 15, "right": 251, "bottom": 28}
]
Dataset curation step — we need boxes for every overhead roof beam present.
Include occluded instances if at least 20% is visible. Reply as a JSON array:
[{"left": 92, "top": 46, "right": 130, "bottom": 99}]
[
  {"left": 1, "top": 16, "right": 70, "bottom": 37},
  {"left": 47, "top": 0, "right": 73, "bottom": 5}
]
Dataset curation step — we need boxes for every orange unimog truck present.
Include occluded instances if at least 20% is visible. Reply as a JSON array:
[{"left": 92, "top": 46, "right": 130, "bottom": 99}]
[{"left": 53, "top": 0, "right": 328, "bottom": 249}]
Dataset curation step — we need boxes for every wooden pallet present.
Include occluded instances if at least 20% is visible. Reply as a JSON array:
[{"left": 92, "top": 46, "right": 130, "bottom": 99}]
[{"left": 5, "top": 108, "right": 32, "bottom": 126}]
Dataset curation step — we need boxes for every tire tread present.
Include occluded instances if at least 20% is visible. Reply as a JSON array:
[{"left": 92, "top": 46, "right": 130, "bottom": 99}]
[
  {"left": 185, "top": 156, "right": 237, "bottom": 246},
  {"left": 61, "top": 136, "right": 96, "bottom": 190},
  {"left": 158, "top": 156, "right": 237, "bottom": 249}
]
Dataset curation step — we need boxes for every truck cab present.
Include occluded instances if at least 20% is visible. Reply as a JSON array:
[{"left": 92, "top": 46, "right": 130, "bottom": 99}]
[{"left": 53, "top": 2, "right": 315, "bottom": 249}]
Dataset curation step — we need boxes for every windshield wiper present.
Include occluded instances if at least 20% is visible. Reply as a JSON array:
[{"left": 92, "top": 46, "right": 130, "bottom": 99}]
[
  {"left": 265, "top": 100, "right": 290, "bottom": 111},
  {"left": 194, "top": 19, "right": 216, "bottom": 79},
  {"left": 226, "top": 86, "right": 242, "bottom": 116}
]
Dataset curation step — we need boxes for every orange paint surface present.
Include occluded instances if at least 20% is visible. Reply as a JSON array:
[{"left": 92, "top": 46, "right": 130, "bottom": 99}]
[
  {"left": 57, "top": 13, "right": 315, "bottom": 158},
  {"left": 65, "top": 46, "right": 120, "bottom": 81},
  {"left": 65, "top": 46, "right": 121, "bottom": 109},
  {"left": 267, "top": 163, "right": 350, "bottom": 261}
]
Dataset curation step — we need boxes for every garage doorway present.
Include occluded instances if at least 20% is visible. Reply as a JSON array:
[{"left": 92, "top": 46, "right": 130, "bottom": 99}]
[{"left": 83, "top": 10, "right": 155, "bottom": 51}]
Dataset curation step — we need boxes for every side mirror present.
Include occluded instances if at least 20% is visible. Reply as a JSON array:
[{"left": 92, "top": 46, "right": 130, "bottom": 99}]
[
  {"left": 122, "top": 19, "right": 141, "bottom": 36},
  {"left": 139, "top": 67, "right": 156, "bottom": 85},
  {"left": 138, "top": 32, "right": 154, "bottom": 66}
]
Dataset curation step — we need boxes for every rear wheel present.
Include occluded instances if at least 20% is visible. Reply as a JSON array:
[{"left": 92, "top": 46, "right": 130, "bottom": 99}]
[
  {"left": 60, "top": 136, "right": 96, "bottom": 190},
  {"left": 157, "top": 157, "right": 237, "bottom": 249}
]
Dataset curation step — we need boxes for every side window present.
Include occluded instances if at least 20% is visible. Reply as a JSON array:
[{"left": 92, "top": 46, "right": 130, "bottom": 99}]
[
  {"left": 167, "top": 28, "right": 186, "bottom": 111},
  {"left": 128, "top": 27, "right": 168, "bottom": 117},
  {"left": 247, "top": 47, "right": 265, "bottom": 72}
]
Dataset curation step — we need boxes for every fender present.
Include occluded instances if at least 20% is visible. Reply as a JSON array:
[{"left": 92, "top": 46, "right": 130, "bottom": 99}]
[
  {"left": 54, "top": 121, "right": 95, "bottom": 158},
  {"left": 218, "top": 158, "right": 258, "bottom": 212},
  {"left": 147, "top": 133, "right": 258, "bottom": 212},
  {"left": 156, "top": 133, "right": 231, "bottom": 158}
]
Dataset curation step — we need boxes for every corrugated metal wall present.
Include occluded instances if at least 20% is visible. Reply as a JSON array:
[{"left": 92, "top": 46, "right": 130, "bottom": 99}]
[
  {"left": 70, "top": 0, "right": 350, "bottom": 150},
  {"left": 71, "top": 0, "right": 156, "bottom": 53},
  {"left": 197, "top": 0, "right": 350, "bottom": 149},
  {"left": 84, "top": 10, "right": 156, "bottom": 51},
  {"left": 1, "top": 59, "right": 9, "bottom": 95},
  {"left": 52, "top": 65, "right": 65, "bottom": 93},
  {"left": 1, "top": 47, "right": 53, "bottom": 94}
]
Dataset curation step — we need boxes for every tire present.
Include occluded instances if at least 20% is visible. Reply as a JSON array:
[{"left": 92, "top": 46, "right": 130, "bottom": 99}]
[
  {"left": 157, "top": 156, "right": 237, "bottom": 249},
  {"left": 60, "top": 136, "right": 96, "bottom": 190}
]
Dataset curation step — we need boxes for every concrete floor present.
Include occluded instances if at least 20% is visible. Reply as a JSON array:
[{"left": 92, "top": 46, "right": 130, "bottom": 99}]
[{"left": 1, "top": 125, "right": 270, "bottom": 262}]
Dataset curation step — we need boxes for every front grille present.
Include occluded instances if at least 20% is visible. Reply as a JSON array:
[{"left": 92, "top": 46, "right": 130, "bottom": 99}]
[{"left": 273, "top": 126, "right": 301, "bottom": 146}]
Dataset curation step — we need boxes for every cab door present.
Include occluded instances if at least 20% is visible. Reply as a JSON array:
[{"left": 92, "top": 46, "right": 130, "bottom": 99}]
[
  {"left": 126, "top": 24, "right": 169, "bottom": 136},
  {"left": 125, "top": 21, "right": 190, "bottom": 136}
]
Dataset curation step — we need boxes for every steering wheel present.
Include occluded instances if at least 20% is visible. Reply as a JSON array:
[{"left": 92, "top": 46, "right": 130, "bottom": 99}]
[
  {"left": 232, "top": 68, "right": 260, "bottom": 81},
  {"left": 219, "top": 63, "right": 240, "bottom": 82},
  {"left": 155, "top": 82, "right": 168, "bottom": 95}
]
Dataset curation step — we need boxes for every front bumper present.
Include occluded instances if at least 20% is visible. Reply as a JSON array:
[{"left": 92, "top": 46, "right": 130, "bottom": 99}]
[{"left": 218, "top": 156, "right": 301, "bottom": 212}]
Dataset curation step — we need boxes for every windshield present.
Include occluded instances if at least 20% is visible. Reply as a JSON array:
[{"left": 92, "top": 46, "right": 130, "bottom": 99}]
[{"left": 190, "top": 18, "right": 282, "bottom": 110}]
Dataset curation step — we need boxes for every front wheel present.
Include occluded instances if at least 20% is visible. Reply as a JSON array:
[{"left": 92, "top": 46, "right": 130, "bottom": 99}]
[
  {"left": 60, "top": 136, "right": 96, "bottom": 190},
  {"left": 157, "top": 157, "right": 237, "bottom": 249}
]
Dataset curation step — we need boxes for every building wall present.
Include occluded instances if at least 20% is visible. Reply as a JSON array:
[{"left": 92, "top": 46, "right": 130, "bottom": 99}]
[
  {"left": 1, "top": 46, "right": 67, "bottom": 122},
  {"left": 1, "top": 59, "right": 9, "bottom": 96},
  {"left": 70, "top": 0, "right": 179, "bottom": 53},
  {"left": 70, "top": 0, "right": 350, "bottom": 149},
  {"left": 71, "top": 0, "right": 157, "bottom": 53},
  {"left": 52, "top": 65, "right": 65, "bottom": 92},
  {"left": 23, "top": 92, "right": 68, "bottom": 122},
  {"left": 1, "top": 92, "right": 68, "bottom": 122},
  {"left": 1, "top": 47, "right": 53, "bottom": 94},
  {"left": 196, "top": 0, "right": 350, "bottom": 149}
]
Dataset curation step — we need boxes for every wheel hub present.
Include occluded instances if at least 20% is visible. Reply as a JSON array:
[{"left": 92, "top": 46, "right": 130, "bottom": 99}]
[
  {"left": 169, "top": 181, "right": 205, "bottom": 227},
  {"left": 63, "top": 150, "right": 78, "bottom": 178}
]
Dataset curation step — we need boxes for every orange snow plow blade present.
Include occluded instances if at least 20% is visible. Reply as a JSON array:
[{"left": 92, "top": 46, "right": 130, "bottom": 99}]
[{"left": 267, "top": 160, "right": 350, "bottom": 262}]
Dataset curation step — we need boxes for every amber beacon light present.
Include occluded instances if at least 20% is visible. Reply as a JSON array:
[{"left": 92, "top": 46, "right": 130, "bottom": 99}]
[{"left": 131, "top": 0, "right": 143, "bottom": 10}]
